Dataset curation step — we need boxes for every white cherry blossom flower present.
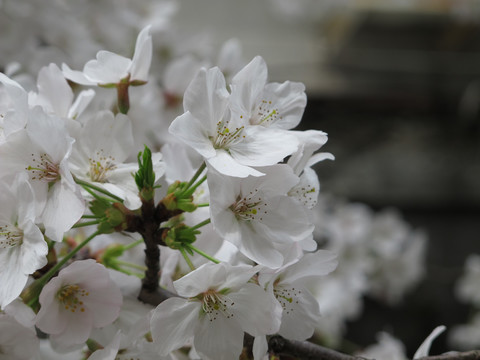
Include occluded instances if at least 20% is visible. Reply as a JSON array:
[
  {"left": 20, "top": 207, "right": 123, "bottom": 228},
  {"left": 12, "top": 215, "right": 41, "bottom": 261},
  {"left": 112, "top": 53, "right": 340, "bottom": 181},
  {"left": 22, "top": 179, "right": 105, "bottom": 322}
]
[
  {"left": 208, "top": 165, "right": 314, "bottom": 268},
  {"left": 151, "top": 262, "right": 282, "bottom": 360},
  {"left": 35, "top": 259, "right": 123, "bottom": 348},
  {"left": 258, "top": 250, "right": 338, "bottom": 341},
  {"left": 229, "top": 55, "right": 306, "bottom": 130},
  {"left": 28, "top": 63, "right": 95, "bottom": 120},
  {"left": 0, "top": 173, "right": 47, "bottom": 309},
  {"left": 169, "top": 65, "right": 298, "bottom": 178},
  {"left": 62, "top": 25, "right": 152, "bottom": 86},
  {"left": 68, "top": 110, "right": 152, "bottom": 209},
  {"left": 0, "top": 107, "right": 85, "bottom": 241}
]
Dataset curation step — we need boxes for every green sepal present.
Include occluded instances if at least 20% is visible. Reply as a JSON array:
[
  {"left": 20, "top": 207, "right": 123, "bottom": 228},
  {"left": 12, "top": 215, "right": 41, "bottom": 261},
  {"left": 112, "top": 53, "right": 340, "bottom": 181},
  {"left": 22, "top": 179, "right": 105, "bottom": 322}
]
[{"left": 134, "top": 145, "right": 155, "bottom": 201}]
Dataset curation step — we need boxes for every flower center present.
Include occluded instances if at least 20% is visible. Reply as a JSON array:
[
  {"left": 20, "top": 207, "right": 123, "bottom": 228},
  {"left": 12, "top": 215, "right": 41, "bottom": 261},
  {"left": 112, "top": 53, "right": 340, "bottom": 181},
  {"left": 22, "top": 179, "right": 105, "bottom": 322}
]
[
  {"left": 0, "top": 223, "right": 23, "bottom": 249},
  {"left": 211, "top": 121, "right": 245, "bottom": 150},
  {"left": 87, "top": 151, "right": 117, "bottom": 183},
  {"left": 56, "top": 284, "right": 89, "bottom": 313},
  {"left": 229, "top": 191, "right": 267, "bottom": 221},
  {"left": 199, "top": 289, "right": 235, "bottom": 322},
  {"left": 273, "top": 286, "right": 301, "bottom": 315},
  {"left": 251, "top": 100, "right": 280, "bottom": 126},
  {"left": 26, "top": 153, "right": 60, "bottom": 182}
]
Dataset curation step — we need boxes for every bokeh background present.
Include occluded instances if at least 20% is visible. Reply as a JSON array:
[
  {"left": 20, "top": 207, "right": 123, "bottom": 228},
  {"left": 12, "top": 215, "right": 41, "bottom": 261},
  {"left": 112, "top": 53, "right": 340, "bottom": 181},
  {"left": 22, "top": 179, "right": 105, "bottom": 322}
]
[
  {"left": 2, "top": 0, "right": 479, "bottom": 356},
  {"left": 172, "top": 0, "right": 480, "bottom": 355}
]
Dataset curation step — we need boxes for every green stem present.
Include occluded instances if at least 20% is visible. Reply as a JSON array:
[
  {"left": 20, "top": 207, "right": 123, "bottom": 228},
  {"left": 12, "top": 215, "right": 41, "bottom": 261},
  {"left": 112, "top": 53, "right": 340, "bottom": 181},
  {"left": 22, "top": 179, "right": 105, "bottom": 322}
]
[
  {"left": 27, "top": 231, "right": 101, "bottom": 307},
  {"left": 184, "top": 162, "right": 206, "bottom": 192},
  {"left": 81, "top": 215, "right": 99, "bottom": 219},
  {"left": 115, "top": 259, "right": 147, "bottom": 271},
  {"left": 196, "top": 203, "right": 210, "bottom": 207},
  {"left": 71, "top": 220, "right": 102, "bottom": 228},
  {"left": 190, "top": 218, "right": 211, "bottom": 231},
  {"left": 184, "top": 175, "right": 207, "bottom": 197},
  {"left": 122, "top": 239, "right": 144, "bottom": 251},
  {"left": 186, "top": 244, "right": 220, "bottom": 264},
  {"left": 180, "top": 247, "right": 195, "bottom": 271},
  {"left": 75, "top": 178, "right": 124, "bottom": 202}
]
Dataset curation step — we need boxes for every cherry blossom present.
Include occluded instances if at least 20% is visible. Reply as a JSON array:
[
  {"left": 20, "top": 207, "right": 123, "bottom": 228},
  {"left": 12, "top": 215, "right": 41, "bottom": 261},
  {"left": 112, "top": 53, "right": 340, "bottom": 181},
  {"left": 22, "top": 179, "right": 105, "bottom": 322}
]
[
  {"left": 151, "top": 262, "right": 282, "bottom": 360},
  {"left": 35, "top": 259, "right": 123, "bottom": 348}
]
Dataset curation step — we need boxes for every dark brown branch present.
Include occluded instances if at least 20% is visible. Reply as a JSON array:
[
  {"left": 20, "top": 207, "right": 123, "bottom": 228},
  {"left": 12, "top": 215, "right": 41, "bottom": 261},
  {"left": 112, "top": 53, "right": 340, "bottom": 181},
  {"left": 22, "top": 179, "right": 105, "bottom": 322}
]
[
  {"left": 268, "top": 335, "right": 368, "bottom": 360},
  {"left": 417, "top": 350, "right": 480, "bottom": 360}
]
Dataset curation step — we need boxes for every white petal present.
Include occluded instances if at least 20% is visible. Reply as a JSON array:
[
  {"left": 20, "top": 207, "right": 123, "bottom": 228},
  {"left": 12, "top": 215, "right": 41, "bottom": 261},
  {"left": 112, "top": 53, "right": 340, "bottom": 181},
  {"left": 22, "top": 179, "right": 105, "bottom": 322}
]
[
  {"left": 35, "top": 63, "right": 74, "bottom": 117},
  {"left": 182, "top": 67, "right": 229, "bottom": 130},
  {"left": 67, "top": 89, "right": 95, "bottom": 119},
  {"left": 230, "top": 283, "right": 282, "bottom": 336},
  {"left": 151, "top": 298, "right": 199, "bottom": 355},
  {"left": 277, "top": 286, "right": 321, "bottom": 341},
  {"left": 129, "top": 25, "right": 152, "bottom": 81},
  {"left": 413, "top": 325, "right": 446, "bottom": 359},
  {"left": 230, "top": 127, "right": 298, "bottom": 167},
  {"left": 194, "top": 314, "right": 244, "bottom": 360},
  {"left": 207, "top": 150, "right": 264, "bottom": 178},
  {"left": 280, "top": 250, "right": 338, "bottom": 285},
  {"left": 174, "top": 263, "right": 226, "bottom": 297},
  {"left": 169, "top": 111, "right": 216, "bottom": 159},
  {"left": 253, "top": 336, "right": 268, "bottom": 360},
  {"left": 42, "top": 180, "right": 85, "bottom": 242},
  {"left": 83, "top": 51, "right": 131, "bottom": 84},
  {"left": 230, "top": 56, "right": 267, "bottom": 116},
  {"left": 62, "top": 63, "right": 96, "bottom": 86}
]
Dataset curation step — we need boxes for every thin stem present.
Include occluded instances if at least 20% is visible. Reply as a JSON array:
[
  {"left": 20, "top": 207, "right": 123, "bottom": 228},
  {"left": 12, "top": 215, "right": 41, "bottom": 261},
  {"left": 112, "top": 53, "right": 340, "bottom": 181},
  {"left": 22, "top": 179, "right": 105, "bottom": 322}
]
[
  {"left": 27, "top": 231, "right": 101, "bottom": 307},
  {"left": 123, "top": 239, "right": 144, "bottom": 251},
  {"left": 189, "top": 218, "right": 211, "bottom": 232},
  {"left": 184, "top": 162, "right": 206, "bottom": 192},
  {"left": 71, "top": 220, "right": 102, "bottom": 228},
  {"left": 184, "top": 175, "right": 207, "bottom": 197},
  {"left": 186, "top": 244, "right": 220, "bottom": 264},
  {"left": 75, "top": 178, "right": 124, "bottom": 202},
  {"left": 180, "top": 247, "right": 195, "bottom": 271},
  {"left": 115, "top": 259, "right": 147, "bottom": 271},
  {"left": 196, "top": 203, "right": 210, "bottom": 207},
  {"left": 81, "top": 215, "right": 99, "bottom": 219}
]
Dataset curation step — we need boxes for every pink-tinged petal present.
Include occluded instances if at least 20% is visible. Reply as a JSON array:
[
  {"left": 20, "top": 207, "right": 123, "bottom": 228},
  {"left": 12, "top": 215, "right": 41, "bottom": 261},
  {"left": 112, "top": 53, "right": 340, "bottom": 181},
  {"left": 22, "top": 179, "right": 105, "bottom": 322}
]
[
  {"left": 230, "top": 127, "right": 298, "bottom": 167},
  {"left": 84, "top": 288, "right": 123, "bottom": 328},
  {"left": 129, "top": 25, "right": 152, "bottom": 82},
  {"left": 151, "top": 298, "right": 200, "bottom": 355},
  {"left": 277, "top": 285, "right": 321, "bottom": 341},
  {"left": 230, "top": 56, "right": 268, "bottom": 117},
  {"left": 36, "top": 278, "right": 68, "bottom": 335},
  {"left": 169, "top": 111, "right": 216, "bottom": 159},
  {"left": 207, "top": 150, "right": 264, "bottom": 178},
  {"left": 280, "top": 250, "right": 338, "bottom": 285},
  {"left": 35, "top": 63, "right": 74, "bottom": 118},
  {"left": 182, "top": 67, "right": 229, "bottom": 130},
  {"left": 62, "top": 63, "right": 96, "bottom": 86},
  {"left": 195, "top": 314, "right": 244, "bottom": 360},
  {"left": 83, "top": 51, "right": 131, "bottom": 84},
  {"left": 230, "top": 283, "right": 282, "bottom": 336},
  {"left": 50, "top": 308, "right": 94, "bottom": 345}
]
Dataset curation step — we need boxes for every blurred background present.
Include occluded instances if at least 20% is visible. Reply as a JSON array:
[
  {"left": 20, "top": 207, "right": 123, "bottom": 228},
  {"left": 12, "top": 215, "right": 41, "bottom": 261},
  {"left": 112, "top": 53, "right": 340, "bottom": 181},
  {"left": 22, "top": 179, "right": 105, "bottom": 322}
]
[
  {"left": 1, "top": 0, "right": 479, "bottom": 356},
  {"left": 174, "top": 0, "right": 480, "bottom": 355}
]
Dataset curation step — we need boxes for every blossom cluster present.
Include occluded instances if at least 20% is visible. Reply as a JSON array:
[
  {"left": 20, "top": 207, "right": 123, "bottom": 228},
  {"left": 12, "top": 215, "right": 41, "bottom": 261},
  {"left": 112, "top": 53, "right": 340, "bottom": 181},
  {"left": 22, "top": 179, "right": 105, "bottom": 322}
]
[{"left": 0, "top": 2, "right": 448, "bottom": 360}]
